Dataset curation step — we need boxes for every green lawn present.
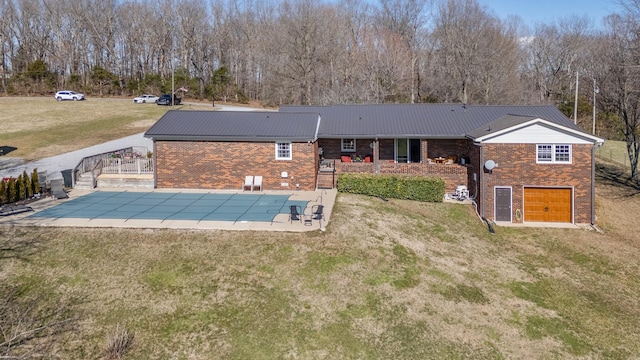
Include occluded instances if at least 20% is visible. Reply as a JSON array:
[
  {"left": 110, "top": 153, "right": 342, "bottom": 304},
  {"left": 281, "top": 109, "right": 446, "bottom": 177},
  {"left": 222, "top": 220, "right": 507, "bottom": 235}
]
[
  {"left": 0, "top": 98, "right": 217, "bottom": 161},
  {"left": 596, "top": 140, "right": 631, "bottom": 169},
  {"left": 2, "top": 189, "right": 639, "bottom": 359}
]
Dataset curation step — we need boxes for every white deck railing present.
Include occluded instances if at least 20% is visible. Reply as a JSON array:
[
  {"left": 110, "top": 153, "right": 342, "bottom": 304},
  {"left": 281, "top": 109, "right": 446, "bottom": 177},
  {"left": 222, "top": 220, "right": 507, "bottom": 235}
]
[{"left": 101, "top": 158, "right": 154, "bottom": 174}]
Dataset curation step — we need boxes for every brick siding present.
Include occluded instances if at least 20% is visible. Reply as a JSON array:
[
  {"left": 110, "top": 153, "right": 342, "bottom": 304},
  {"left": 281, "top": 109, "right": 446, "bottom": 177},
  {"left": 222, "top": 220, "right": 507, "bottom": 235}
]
[
  {"left": 480, "top": 143, "right": 594, "bottom": 223},
  {"left": 335, "top": 161, "right": 468, "bottom": 192},
  {"left": 155, "top": 141, "right": 318, "bottom": 191}
]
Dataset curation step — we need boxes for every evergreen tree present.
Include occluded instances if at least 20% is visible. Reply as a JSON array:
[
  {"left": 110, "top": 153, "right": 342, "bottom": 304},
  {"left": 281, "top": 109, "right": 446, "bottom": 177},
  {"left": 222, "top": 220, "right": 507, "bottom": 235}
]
[
  {"left": 7, "top": 178, "right": 17, "bottom": 203},
  {"left": 0, "top": 180, "right": 6, "bottom": 205},
  {"left": 23, "top": 170, "right": 33, "bottom": 198},
  {"left": 17, "top": 175, "right": 26, "bottom": 200},
  {"left": 32, "top": 169, "right": 40, "bottom": 195}
]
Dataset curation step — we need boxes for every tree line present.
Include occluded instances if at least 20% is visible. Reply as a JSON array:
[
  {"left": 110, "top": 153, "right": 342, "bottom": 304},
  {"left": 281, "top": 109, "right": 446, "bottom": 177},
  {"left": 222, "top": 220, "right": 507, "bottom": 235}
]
[{"left": 2, "top": 0, "right": 640, "bottom": 180}]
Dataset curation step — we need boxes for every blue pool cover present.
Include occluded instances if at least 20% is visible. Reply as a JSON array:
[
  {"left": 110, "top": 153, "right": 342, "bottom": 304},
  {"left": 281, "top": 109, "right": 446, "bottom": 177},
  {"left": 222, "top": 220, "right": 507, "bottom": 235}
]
[{"left": 30, "top": 191, "right": 308, "bottom": 223}]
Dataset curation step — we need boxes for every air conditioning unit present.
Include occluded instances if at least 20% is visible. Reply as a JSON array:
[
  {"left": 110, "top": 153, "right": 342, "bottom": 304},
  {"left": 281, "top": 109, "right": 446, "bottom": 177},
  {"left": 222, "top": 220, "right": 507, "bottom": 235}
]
[{"left": 455, "top": 185, "right": 469, "bottom": 200}]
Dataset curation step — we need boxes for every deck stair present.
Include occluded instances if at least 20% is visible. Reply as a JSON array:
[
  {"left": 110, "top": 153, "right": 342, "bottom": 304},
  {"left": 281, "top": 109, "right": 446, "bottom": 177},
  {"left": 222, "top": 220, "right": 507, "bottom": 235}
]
[
  {"left": 317, "top": 169, "right": 335, "bottom": 189},
  {"left": 74, "top": 172, "right": 95, "bottom": 189}
]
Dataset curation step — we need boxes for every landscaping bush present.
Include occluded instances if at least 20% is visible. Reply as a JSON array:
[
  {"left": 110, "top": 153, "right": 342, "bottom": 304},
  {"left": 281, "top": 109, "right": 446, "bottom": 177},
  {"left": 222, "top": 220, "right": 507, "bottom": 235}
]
[
  {"left": 0, "top": 181, "right": 6, "bottom": 205},
  {"left": 31, "top": 169, "right": 39, "bottom": 195},
  {"left": 337, "top": 174, "right": 445, "bottom": 202},
  {"left": 7, "top": 178, "right": 17, "bottom": 203},
  {"left": 0, "top": 169, "right": 40, "bottom": 205}
]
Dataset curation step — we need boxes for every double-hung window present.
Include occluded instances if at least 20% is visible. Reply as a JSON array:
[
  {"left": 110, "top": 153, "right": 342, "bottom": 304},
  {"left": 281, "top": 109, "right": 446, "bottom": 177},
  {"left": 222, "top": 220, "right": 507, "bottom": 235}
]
[
  {"left": 537, "top": 144, "right": 571, "bottom": 163},
  {"left": 275, "top": 142, "right": 292, "bottom": 160},
  {"left": 341, "top": 139, "right": 356, "bottom": 152}
]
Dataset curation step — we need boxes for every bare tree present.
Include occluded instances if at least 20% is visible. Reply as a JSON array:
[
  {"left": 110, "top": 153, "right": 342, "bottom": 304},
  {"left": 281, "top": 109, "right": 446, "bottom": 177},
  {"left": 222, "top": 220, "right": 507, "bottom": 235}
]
[
  {"left": 600, "top": 11, "right": 640, "bottom": 183},
  {"left": 268, "top": 0, "right": 330, "bottom": 104},
  {"left": 430, "top": 0, "right": 508, "bottom": 104},
  {"left": 376, "top": 0, "right": 431, "bottom": 102},
  {"left": 524, "top": 16, "right": 591, "bottom": 104}
]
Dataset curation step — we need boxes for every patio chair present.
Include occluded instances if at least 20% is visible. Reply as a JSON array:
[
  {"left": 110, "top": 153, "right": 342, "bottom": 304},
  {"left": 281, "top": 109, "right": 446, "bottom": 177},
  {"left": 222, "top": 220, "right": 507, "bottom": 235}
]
[
  {"left": 253, "top": 176, "right": 263, "bottom": 192},
  {"left": 289, "top": 205, "right": 302, "bottom": 223},
  {"left": 50, "top": 178, "right": 68, "bottom": 199},
  {"left": 243, "top": 176, "right": 254, "bottom": 191},
  {"left": 311, "top": 205, "right": 324, "bottom": 220}
]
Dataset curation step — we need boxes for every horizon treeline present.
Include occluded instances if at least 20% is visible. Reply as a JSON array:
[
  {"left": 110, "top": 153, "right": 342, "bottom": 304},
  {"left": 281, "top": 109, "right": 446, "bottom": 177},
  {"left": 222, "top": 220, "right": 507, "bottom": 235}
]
[{"left": 3, "top": 0, "right": 640, "bottom": 143}]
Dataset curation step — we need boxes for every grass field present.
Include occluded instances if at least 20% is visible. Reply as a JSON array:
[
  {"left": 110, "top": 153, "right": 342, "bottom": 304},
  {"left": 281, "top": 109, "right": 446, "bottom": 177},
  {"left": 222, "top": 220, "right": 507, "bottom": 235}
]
[
  {"left": 596, "top": 140, "right": 633, "bottom": 169},
  {"left": 0, "top": 97, "right": 221, "bottom": 161},
  {"left": 1, "top": 180, "right": 639, "bottom": 359},
  {"left": 1, "top": 99, "right": 639, "bottom": 359}
]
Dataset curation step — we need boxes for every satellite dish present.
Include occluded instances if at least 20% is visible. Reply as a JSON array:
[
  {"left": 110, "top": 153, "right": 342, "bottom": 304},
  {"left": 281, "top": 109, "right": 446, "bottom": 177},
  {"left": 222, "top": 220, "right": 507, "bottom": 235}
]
[{"left": 484, "top": 159, "right": 496, "bottom": 171}]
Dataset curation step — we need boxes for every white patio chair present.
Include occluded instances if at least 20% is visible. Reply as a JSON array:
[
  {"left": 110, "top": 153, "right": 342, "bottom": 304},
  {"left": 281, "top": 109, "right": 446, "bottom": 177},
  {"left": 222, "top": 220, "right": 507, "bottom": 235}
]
[
  {"left": 253, "top": 176, "right": 263, "bottom": 192},
  {"left": 243, "top": 176, "right": 254, "bottom": 191}
]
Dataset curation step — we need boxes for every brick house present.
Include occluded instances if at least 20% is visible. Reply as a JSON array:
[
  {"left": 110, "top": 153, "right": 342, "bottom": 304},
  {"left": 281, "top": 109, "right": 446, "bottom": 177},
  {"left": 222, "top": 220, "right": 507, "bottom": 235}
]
[
  {"left": 145, "top": 111, "right": 321, "bottom": 191},
  {"left": 145, "top": 104, "right": 604, "bottom": 225}
]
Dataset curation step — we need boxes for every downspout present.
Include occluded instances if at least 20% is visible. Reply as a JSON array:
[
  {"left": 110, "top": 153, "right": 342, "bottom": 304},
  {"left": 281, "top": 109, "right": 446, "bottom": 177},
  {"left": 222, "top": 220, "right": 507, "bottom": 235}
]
[
  {"left": 480, "top": 144, "right": 485, "bottom": 220},
  {"left": 153, "top": 140, "right": 157, "bottom": 189},
  {"left": 313, "top": 114, "right": 321, "bottom": 143},
  {"left": 374, "top": 137, "right": 379, "bottom": 175}
]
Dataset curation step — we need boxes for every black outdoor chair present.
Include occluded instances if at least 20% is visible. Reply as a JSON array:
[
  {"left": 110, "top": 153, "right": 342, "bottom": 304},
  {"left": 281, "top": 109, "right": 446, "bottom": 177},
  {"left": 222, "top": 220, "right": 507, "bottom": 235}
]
[
  {"left": 289, "top": 205, "right": 302, "bottom": 223},
  {"left": 311, "top": 205, "right": 324, "bottom": 220}
]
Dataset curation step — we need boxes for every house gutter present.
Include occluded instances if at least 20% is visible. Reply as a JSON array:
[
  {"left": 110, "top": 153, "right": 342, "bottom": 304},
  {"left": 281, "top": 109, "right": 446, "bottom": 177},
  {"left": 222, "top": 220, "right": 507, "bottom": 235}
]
[
  {"left": 144, "top": 135, "right": 316, "bottom": 142},
  {"left": 153, "top": 140, "right": 157, "bottom": 189}
]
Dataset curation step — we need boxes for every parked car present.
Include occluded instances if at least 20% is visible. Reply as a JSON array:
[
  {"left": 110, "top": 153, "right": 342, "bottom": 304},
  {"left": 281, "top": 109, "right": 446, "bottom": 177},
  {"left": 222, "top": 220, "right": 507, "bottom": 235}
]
[
  {"left": 55, "top": 90, "right": 85, "bottom": 101},
  {"left": 156, "top": 94, "right": 181, "bottom": 106},
  {"left": 133, "top": 94, "right": 159, "bottom": 104}
]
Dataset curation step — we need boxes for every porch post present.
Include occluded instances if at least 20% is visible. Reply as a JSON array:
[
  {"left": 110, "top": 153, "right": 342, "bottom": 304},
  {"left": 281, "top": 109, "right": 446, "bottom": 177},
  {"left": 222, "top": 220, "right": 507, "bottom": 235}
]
[
  {"left": 373, "top": 138, "right": 379, "bottom": 175},
  {"left": 421, "top": 139, "right": 428, "bottom": 162}
]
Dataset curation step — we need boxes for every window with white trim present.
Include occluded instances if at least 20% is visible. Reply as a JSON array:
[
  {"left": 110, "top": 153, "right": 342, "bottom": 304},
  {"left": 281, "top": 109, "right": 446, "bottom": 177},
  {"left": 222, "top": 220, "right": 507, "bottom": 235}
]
[
  {"left": 275, "top": 142, "right": 292, "bottom": 160},
  {"left": 341, "top": 138, "right": 356, "bottom": 152},
  {"left": 537, "top": 144, "right": 571, "bottom": 163}
]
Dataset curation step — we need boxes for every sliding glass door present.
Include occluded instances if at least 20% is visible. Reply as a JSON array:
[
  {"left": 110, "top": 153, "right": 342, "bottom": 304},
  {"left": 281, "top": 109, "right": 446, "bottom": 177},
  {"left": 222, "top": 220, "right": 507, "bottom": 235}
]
[{"left": 395, "top": 139, "right": 421, "bottom": 163}]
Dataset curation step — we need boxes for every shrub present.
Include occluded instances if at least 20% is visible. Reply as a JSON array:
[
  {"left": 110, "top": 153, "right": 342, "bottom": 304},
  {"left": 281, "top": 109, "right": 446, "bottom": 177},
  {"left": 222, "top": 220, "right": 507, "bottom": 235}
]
[
  {"left": 104, "top": 325, "right": 135, "bottom": 360},
  {"left": 17, "top": 175, "right": 26, "bottom": 201},
  {"left": 7, "top": 178, "right": 17, "bottom": 203},
  {"left": 23, "top": 170, "right": 33, "bottom": 198},
  {"left": 337, "top": 174, "right": 445, "bottom": 202},
  {"left": 31, "top": 169, "right": 39, "bottom": 195},
  {"left": 0, "top": 180, "right": 6, "bottom": 205}
]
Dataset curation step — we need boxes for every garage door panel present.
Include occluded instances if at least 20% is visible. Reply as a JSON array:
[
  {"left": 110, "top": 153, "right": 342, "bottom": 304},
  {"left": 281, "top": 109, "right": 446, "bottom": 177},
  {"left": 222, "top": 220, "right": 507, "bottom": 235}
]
[{"left": 524, "top": 188, "right": 572, "bottom": 223}]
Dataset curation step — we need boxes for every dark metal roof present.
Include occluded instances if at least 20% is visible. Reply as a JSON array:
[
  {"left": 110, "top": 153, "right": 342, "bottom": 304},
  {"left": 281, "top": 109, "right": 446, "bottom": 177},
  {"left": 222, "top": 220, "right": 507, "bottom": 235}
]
[
  {"left": 280, "top": 104, "right": 578, "bottom": 138},
  {"left": 145, "top": 110, "right": 320, "bottom": 141}
]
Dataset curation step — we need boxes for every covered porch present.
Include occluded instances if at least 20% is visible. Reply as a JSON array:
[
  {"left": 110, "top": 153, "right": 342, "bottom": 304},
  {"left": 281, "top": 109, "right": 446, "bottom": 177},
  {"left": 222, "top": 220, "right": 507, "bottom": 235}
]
[{"left": 316, "top": 138, "right": 473, "bottom": 192}]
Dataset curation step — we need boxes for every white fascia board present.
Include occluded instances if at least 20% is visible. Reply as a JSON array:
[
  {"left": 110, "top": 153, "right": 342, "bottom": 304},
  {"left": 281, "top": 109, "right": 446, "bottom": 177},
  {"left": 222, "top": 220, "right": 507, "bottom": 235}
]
[{"left": 474, "top": 119, "right": 605, "bottom": 145}]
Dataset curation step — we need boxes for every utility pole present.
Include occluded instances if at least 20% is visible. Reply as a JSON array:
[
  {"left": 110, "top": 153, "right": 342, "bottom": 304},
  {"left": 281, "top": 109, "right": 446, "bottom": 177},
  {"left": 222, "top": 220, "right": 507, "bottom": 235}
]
[
  {"left": 171, "top": 48, "right": 175, "bottom": 107},
  {"left": 574, "top": 71, "right": 579, "bottom": 125},
  {"left": 593, "top": 78, "right": 599, "bottom": 135}
]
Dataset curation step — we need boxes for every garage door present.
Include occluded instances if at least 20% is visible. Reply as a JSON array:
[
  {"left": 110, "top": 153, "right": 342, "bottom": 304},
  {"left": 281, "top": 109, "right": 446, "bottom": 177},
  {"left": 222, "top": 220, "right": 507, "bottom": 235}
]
[{"left": 524, "top": 188, "right": 572, "bottom": 223}]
